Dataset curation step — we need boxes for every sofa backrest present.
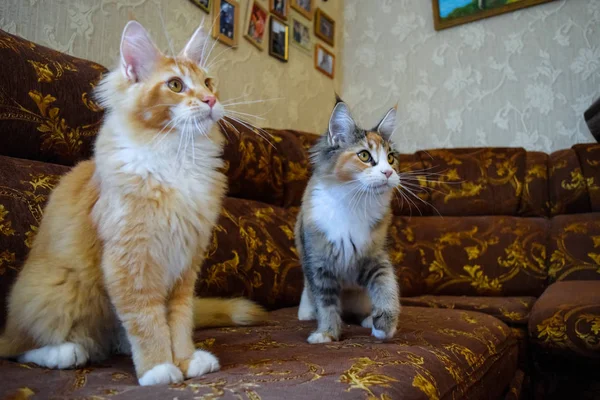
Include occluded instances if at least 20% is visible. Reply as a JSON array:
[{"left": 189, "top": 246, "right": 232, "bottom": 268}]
[{"left": 0, "top": 30, "right": 106, "bottom": 166}]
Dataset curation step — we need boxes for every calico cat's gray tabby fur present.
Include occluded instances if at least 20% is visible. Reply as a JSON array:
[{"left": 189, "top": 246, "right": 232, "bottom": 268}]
[{"left": 295, "top": 99, "right": 401, "bottom": 343}]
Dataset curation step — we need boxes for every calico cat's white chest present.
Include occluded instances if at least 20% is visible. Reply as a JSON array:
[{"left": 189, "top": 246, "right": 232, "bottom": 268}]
[{"left": 310, "top": 184, "right": 381, "bottom": 265}]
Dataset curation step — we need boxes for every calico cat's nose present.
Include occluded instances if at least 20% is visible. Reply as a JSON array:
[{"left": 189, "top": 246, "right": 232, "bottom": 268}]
[
  {"left": 202, "top": 96, "right": 216, "bottom": 109},
  {"left": 382, "top": 170, "right": 393, "bottom": 179}
]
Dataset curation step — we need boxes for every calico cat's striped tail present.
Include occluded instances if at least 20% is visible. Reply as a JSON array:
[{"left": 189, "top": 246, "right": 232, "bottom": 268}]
[{"left": 193, "top": 298, "right": 268, "bottom": 328}]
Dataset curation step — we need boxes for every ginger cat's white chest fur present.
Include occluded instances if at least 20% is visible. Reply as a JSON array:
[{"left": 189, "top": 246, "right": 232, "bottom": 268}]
[{"left": 93, "top": 121, "right": 226, "bottom": 289}]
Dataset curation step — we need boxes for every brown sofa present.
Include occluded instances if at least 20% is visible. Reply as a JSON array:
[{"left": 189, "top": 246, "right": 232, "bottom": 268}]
[{"left": 0, "top": 31, "right": 599, "bottom": 400}]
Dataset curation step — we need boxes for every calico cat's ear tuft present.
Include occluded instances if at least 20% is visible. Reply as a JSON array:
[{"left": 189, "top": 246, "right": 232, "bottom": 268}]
[
  {"left": 181, "top": 23, "right": 209, "bottom": 65},
  {"left": 376, "top": 106, "right": 397, "bottom": 141},
  {"left": 120, "top": 21, "right": 161, "bottom": 82},
  {"left": 328, "top": 102, "right": 356, "bottom": 146}
]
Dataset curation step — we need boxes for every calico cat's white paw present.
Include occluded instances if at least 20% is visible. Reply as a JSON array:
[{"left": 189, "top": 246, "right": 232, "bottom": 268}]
[
  {"left": 361, "top": 316, "right": 373, "bottom": 328},
  {"left": 298, "top": 304, "right": 316, "bottom": 320},
  {"left": 186, "top": 350, "right": 220, "bottom": 378},
  {"left": 307, "top": 332, "right": 335, "bottom": 344},
  {"left": 371, "top": 326, "right": 396, "bottom": 340},
  {"left": 18, "top": 342, "right": 89, "bottom": 369},
  {"left": 138, "top": 363, "right": 184, "bottom": 386}
]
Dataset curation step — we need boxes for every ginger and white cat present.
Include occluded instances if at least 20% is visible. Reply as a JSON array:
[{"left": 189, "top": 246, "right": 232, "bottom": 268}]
[{"left": 0, "top": 21, "right": 265, "bottom": 386}]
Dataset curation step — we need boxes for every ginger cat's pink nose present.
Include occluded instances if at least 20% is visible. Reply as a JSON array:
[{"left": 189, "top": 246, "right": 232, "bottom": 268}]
[
  {"left": 202, "top": 96, "right": 216, "bottom": 109},
  {"left": 382, "top": 170, "right": 393, "bottom": 179}
]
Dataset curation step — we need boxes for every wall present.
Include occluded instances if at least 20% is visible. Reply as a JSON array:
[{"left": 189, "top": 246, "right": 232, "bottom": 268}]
[
  {"left": 342, "top": 0, "right": 597, "bottom": 153},
  {"left": 0, "top": 0, "right": 343, "bottom": 134}
]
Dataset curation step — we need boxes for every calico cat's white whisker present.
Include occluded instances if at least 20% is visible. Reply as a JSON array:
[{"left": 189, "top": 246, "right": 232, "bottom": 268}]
[
  {"left": 201, "top": 11, "right": 224, "bottom": 68},
  {"left": 156, "top": 3, "right": 180, "bottom": 71},
  {"left": 205, "top": 45, "right": 237, "bottom": 70}
]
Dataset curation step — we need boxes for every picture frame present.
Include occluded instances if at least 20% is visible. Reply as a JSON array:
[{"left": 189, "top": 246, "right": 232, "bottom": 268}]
[
  {"left": 432, "top": 0, "right": 555, "bottom": 31},
  {"left": 314, "top": 8, "right": 334, "bottom": 47},
  {"left": 291, "top": 0, "right": 314, "bottom": 20},
  {"left": 315, "top": 44, "right": 334, "bottom": 79},
  {"left": 269, "top": 0, "right": 289, "bottom": 21},
  {"left": 244, "top": 0, "right": 269, "bottom": 50},
  {"left": 212, "top": 0, "right": 240, "bottom": 47},
  {"left": 269, "top": 16, "right": 289, "bottom": 62},
  {"left": 291, "top": 17, "right": 311, "bottom": 54},
  {"left": 189, "top": 0, "right": 211, "bottom": 13}
]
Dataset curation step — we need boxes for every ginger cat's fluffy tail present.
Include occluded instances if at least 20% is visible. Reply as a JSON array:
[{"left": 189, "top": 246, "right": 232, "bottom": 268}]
[
  {"left": 193, "top": 298, "right": 268, "bottom": 328},
  {"left": 0, "top": 333, "right": 29, "bottom": 358}
]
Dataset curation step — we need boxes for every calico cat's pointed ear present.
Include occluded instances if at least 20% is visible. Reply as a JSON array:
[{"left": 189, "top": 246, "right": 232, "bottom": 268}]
[
  {"left": 328, "top": 102, "right": 356, "bottom": 145},
  {"left": 120, "top": 21, "right": 161, "bottom": 82},
  {"left": 376, "top": 106, "right": 397, "bottom": 141},
  {"left": 181, "top": 23, "right": 209, "bottom": 65}
]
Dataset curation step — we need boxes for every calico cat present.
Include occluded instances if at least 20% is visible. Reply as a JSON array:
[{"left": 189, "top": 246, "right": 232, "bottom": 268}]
[
  {"left": 295, "top": 99, "right": 400, "bottom": 343},
  {"left": 0, "top": 21, "right": 266, "bottom": 386}
]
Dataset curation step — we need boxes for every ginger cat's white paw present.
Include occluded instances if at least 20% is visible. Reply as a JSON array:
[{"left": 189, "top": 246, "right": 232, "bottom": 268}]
[
  {"left": 307, "top": 332, "right": 335, "bottom": 344},
  {"left": 186, "top": 350, "right": 220, "bottom": 378},
  {"left": 372, "top": 326, "right": 396, "bottom": 340},
  {"left": 18, "top": 342, "right": 89, "bottom": 369},
  {"left": 138, "top": 363, "right": 184, "bottom": 386}
]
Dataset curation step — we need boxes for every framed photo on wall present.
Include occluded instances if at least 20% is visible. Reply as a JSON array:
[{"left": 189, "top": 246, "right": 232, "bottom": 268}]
[
  {"left": 432, "top": 0, "right": 555, "bottom": 31},
  {"left": 270, "top": 0, "right": 289, "bottom": 21},
  {"left": 291, "top": 0, "right": 314, "bottom": 20},
  {"left": 315, "top": 44, "right": 334, "bottom": 79},
  {"left": 212, "top": 0, "right": 240, "bottom": 47},
  {"left": 190, "top": 0, "right": 211, "bottom": 13},
  {"left": 244, "top": 0, "right": 268, "bottom": 50},
  {"left": 269, "top": 16, "right": 289, "bottom": 62},
  {"left": 291, "top": 17, "right": 311, "bottom": 53},
  {"left": 314, "top": 8, "right": 334, "bottom": 47}
]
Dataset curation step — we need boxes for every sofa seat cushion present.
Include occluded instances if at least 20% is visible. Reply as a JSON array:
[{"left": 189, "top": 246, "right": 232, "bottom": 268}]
[
  {"left": 529, "top": 281, "right": 600, "bottom": 358},
  {"left": 0, "top": 155, "right": 69, "bottom": 329},
  {"left": 0, "top": 306, "right": 518, "bottom": 400},
  {"left": 401, "top": 295, "right": 536, "bottom": 325}
]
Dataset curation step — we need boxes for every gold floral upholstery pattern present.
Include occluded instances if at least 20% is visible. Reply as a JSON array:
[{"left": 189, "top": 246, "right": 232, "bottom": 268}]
[
  {"left": 0, "top": 155, "right": 68, "bottom": 328},
  {"left": 197, "top": 197, "right": 303, "bottom": 309},
  {"left": 573, "top": 144, "right": 600, "bottom": 212},
  {"left": 417, "top": 148, "right": 526, "bottom": 216},
  {"left": 0, "top": 307, "right": 518, "bottom": 400},
  {"left": 529, "top": 281, "right": 600, "bottom": 359},
  {"left": 518, "top": 152, "right": 549, "bottom": 217},
  {"left": 401, "top": 295, "right": 536, "bottom": 325},
  {"left": 390, "top": 216, "right": 549, "bottom": 297},
  {"left": 219, "top": 119, "right": 318, "bottom": 208},
  {"left": 548, "top": 214, "right": 600, "bottom": 282},
  {"left": 548, "top": 149, "right": 592, "bottom": 216},
  {"left": 0, "top": 30, "right": 106, "bottom": 166}
]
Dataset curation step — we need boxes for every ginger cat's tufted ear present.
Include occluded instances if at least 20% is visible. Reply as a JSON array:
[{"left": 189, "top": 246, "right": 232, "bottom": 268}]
[
  {"left": 376, "top": 106, "right": 397, "bottom": 141},
  {"left": 120, "top": 21, "right": 161, "bottom": 82},
  {"left": 181, "top": 23, "right": 209, "bottom": 65}
]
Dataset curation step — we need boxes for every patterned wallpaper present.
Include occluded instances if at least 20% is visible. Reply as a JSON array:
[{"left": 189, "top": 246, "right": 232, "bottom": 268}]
[
  {"left": 342, "top": 0, "right": 598, "bottom": 153},
  {"left": 0, "top": 0, "right": 343, "bottom": 134}
]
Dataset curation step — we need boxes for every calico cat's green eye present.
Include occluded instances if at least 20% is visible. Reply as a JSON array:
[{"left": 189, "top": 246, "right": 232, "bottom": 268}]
[
  {"left": 167, "top": 78, "right": 184, "bottom": 93},
  {"left": 387, "top": 153, "right": 395, "bottom": 164},
  {"left": 357, "top": 150, "right": 372, "bottom": 163}
]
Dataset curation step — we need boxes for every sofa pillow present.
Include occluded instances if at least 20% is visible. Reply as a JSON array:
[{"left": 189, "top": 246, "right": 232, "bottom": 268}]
[{"left": 0, "top": 30, "right": 107, "bottom": 166}]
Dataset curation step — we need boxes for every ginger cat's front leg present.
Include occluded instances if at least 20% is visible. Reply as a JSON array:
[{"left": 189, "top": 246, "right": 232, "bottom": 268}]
[
  {"left": 102, "top": 254, "right": 182, "bottom": 386},
  {"left": 169, "top": 267, "right": 220, "bottom": 378}
]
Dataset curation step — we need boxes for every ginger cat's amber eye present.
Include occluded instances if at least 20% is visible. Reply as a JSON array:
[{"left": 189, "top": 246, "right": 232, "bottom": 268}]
[
  {"left": 387, "top": 153, "right": 395, "bottom": 164},
  {"left": 204, "top": 78, "right": 212, "bottom": 88},
  {"left": 357, "top": 150, "right": 372, "bottom": 163},
  {"left": 167, "top": 78, "right": 184, "bottom": 93}
]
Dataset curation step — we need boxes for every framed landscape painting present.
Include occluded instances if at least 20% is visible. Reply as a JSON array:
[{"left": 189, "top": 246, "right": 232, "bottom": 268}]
[{"left": 432, "top": 0, "right": 554, "bottom": 31}]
